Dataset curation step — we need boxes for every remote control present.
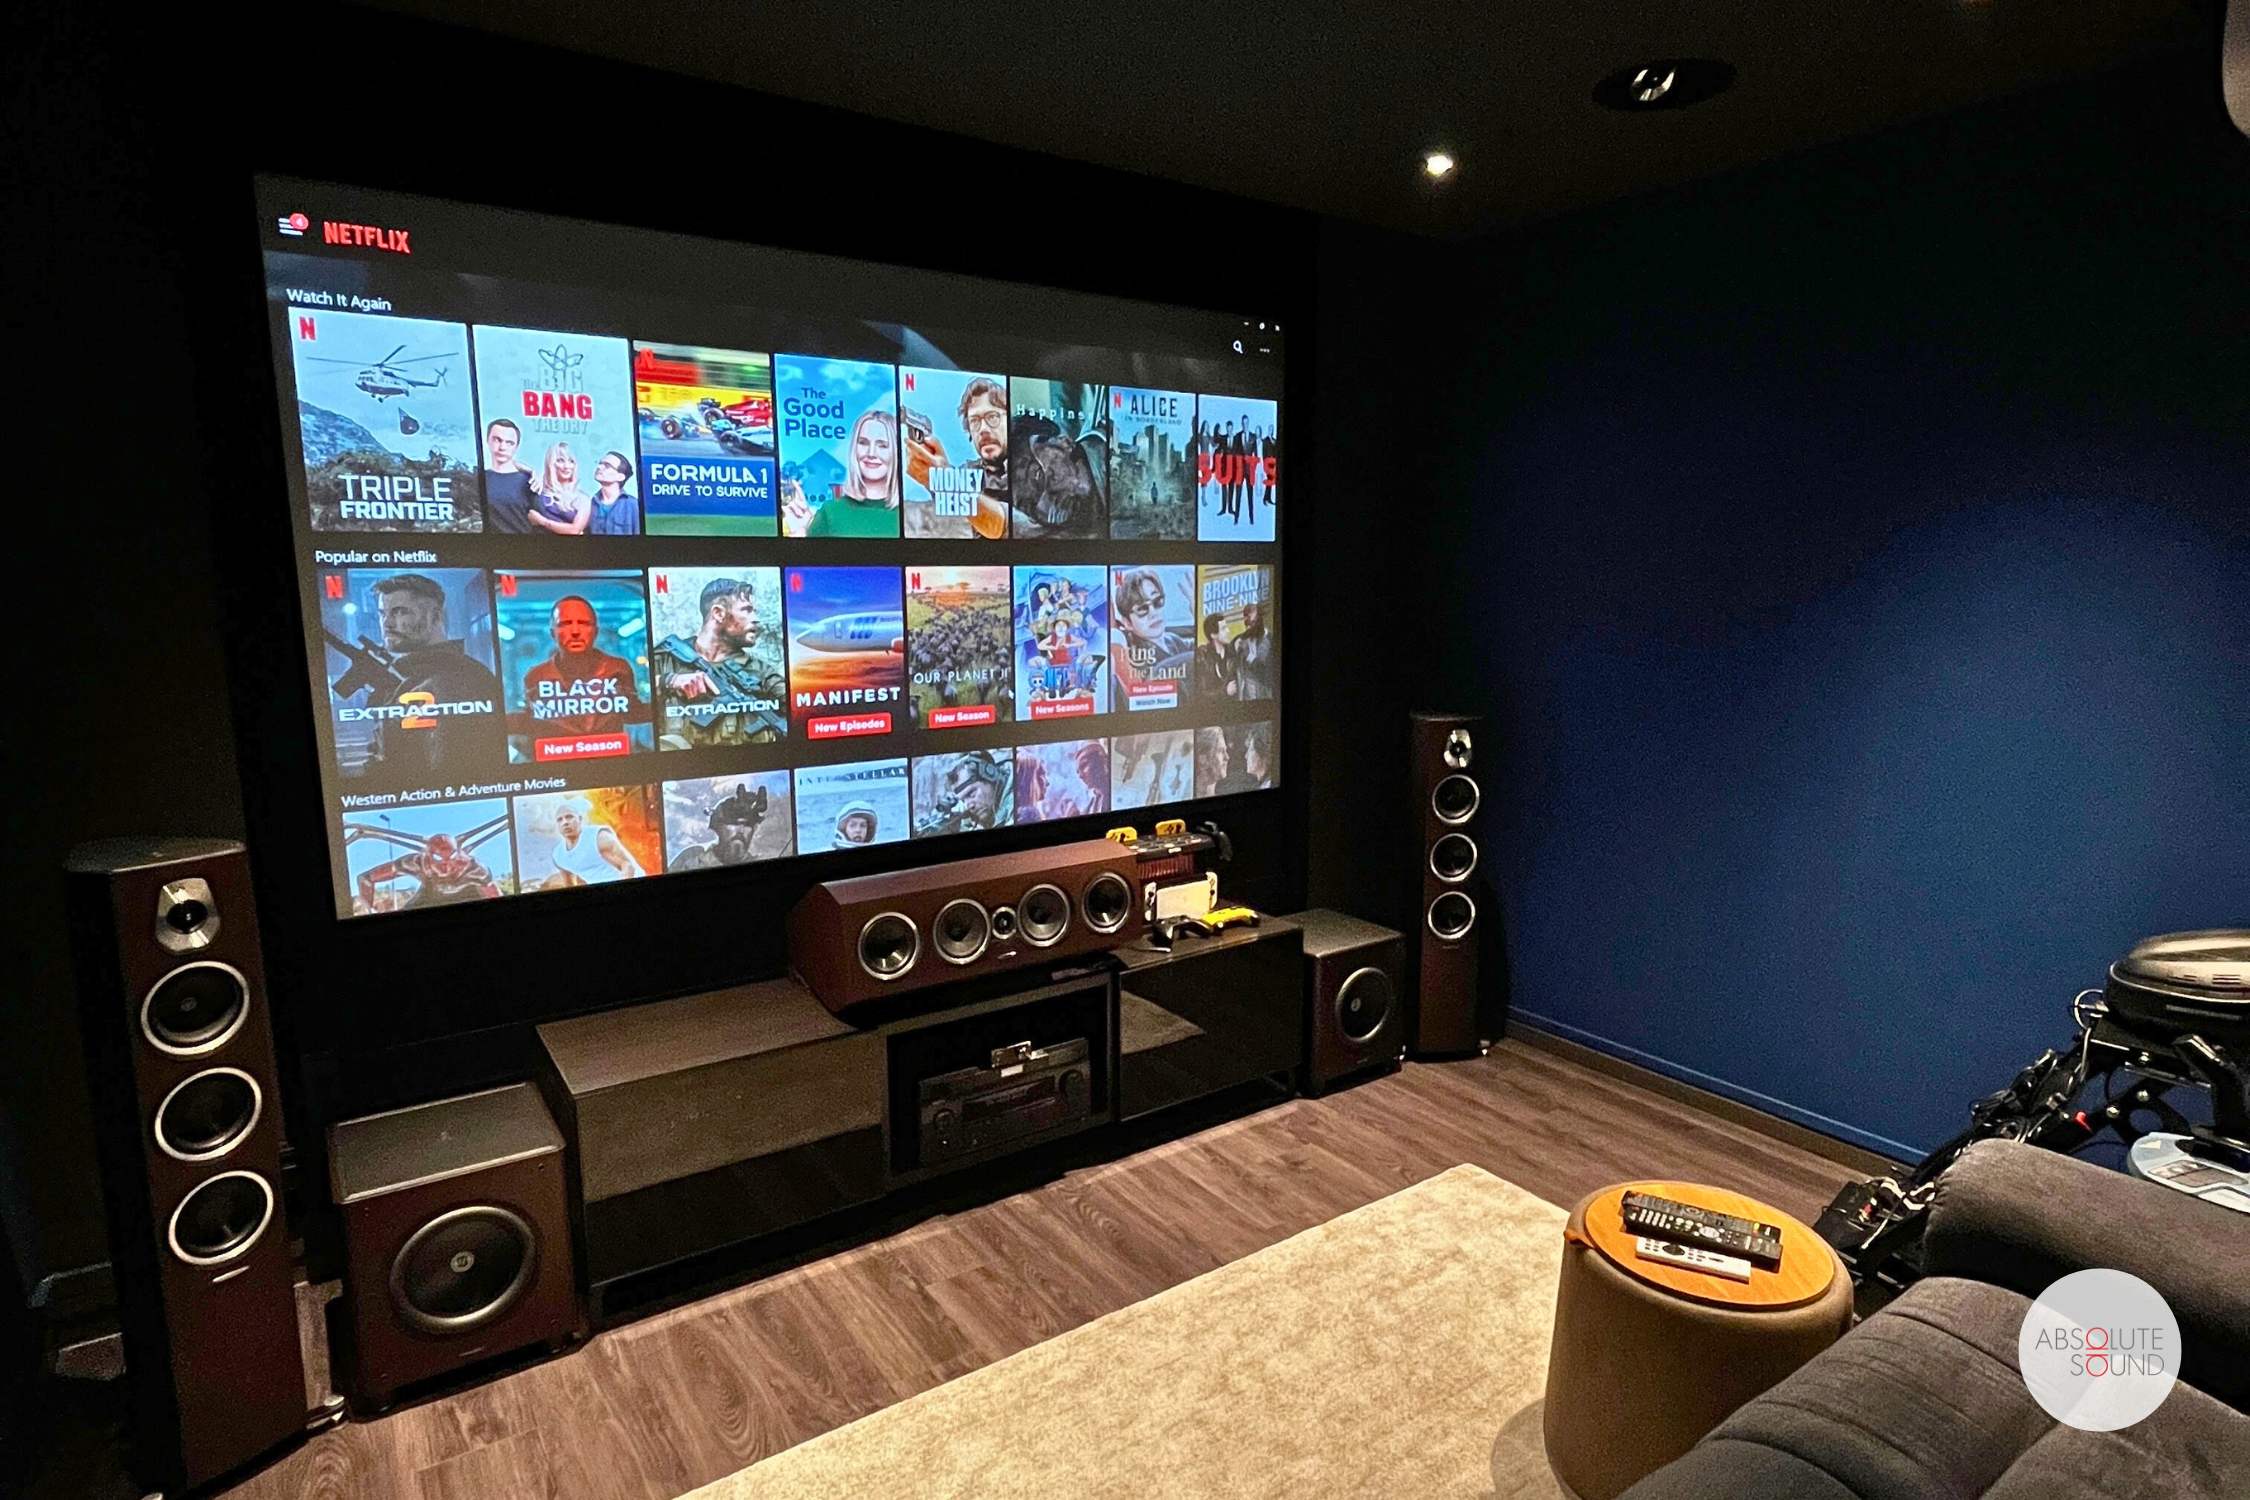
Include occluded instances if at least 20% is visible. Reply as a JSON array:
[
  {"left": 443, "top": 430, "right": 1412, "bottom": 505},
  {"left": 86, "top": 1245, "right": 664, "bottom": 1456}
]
[
  {"left": 1632, "top": 1236, "right": 1752, "bottom": 1282},
  {"left": 1621, "top": 1192, "right": 1784, "bottom": 1269}
]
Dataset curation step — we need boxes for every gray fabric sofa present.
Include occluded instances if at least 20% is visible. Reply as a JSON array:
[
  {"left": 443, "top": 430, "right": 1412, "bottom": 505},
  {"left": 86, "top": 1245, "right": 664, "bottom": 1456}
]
[{"left": 1618, "top": 1140, "right": 2250, "bottom": 1498}]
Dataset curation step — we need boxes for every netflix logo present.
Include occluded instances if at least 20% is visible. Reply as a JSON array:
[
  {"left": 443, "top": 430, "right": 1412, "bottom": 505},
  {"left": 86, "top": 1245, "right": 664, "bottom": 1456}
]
[{"left": 321, "top": 220, "right": 412, "bottom": 254}]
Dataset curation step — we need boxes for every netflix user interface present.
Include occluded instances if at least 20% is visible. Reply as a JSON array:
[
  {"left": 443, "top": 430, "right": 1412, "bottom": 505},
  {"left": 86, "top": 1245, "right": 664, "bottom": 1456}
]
[{"left": 257, "top": 178, "right": 1283, "bottom": 919}]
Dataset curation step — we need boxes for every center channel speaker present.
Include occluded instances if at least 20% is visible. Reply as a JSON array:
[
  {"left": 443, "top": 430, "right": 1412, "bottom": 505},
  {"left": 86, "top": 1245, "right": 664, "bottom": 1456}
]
[
  {"left": 64, "top": 838, "right": 314, "bottom": 1493},
  {"left": 788, "top": 837, "right": 1147, "bottom": 1016},
  {"left": 327, "top": 1083, "right": 583, "bottom": 1413},
  {"left": 1410, "top": 711, "right": 1487, "bottom": 1057}
]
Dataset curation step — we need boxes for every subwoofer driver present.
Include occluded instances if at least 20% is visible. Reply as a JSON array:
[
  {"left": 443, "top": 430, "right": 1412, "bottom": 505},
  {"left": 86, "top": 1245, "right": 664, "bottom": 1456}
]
[
  {"left": 388, "top": 1204, "right": 538, "bottom": 1336},
  {"left": 1427, "top": 890, "right": 1477, "bottom": 942},
  {"left": 1335, "top": 965, "right": 1395, "bottom": 1046},
  {"left": 934, "top": 899, "right": 991, "bottom": 965},
  {"left": 857, "top": 912, "right": 921, "bottom": 981}
]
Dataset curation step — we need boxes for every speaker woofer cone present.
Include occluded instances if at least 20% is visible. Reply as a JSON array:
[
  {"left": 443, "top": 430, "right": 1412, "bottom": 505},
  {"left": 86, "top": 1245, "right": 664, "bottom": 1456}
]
[
  {"left": 1427, "top": 891, "right": 1477, "bottom": 941},
  {"left": 154, "top": 1067, "right": 263, "bottom": 1163},
  {"left": 1431, "top": 775, "right": 1481, "bottom": 826},
  {"left": 1335, "top": 965, "right": 1395, "bottom": 1046},
  {"left": 933, "top": 899, "right": 991, "bottom": 965},
  {"left": 140, "top": 960, "right": 250, "bottom": 1057},
  {"left": 167, "top": 1170, "right": 275, "bottom": 1267},
  {"left": 1018, "top": 883, "right": 1069, "bottom": 946},
  {"left": 1081, "top": 872, "right": 1131, "bottom": 934},
  {"left": 1428, "top": 832, "right": 1478, "bottom": 883},
  {"left": 388, "top": 1204, "right": 538, "bottom": 1336},
  {"left": 857, "top": 912, "right": 921, "bottom": 981}
]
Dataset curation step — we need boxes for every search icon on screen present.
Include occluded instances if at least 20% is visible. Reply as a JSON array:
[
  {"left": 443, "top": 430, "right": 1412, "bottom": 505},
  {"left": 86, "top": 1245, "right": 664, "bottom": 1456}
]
[{"left": 1232, "top": 339, "right": 1244, "bottom": 353}]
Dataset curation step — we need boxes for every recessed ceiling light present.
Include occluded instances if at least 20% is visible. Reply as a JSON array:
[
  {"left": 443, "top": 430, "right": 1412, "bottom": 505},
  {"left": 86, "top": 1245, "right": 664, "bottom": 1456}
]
[
  {"left": 1593, "top": 59, "right": 1736, "bottom": 112},
  {"left": 1423, "top": 152, "right": 1456, "bottom": 180}
]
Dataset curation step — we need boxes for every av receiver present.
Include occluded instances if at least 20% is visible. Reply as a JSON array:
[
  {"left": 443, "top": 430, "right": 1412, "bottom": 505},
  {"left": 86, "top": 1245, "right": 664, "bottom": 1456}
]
[
  {"left": 787, "top": 838, "right": 1148, "bottom": 1015},
  {"left": 916, "top": 1038, "right": 1093, "bottom": 1166}
]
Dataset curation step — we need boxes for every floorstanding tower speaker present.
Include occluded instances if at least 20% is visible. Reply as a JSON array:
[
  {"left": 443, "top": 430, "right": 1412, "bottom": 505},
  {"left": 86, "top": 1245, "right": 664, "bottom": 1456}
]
[
  {"left": 64, "top": 837, "right": 314, "bottom": 1493},
  {"left": 1409, "top": 712, "right": 1488, "bottom": 1058}
]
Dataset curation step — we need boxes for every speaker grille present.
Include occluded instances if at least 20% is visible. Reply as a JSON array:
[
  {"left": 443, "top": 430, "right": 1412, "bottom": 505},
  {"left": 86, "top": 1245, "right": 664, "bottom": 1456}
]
[
  {"left": 1427, "top": 891, "right": 1476, "bottom": 941},
  {"left": 167, "top": 1170, "right": 275, "bottom": 1267},
  {"left": 388, "top": 1205, "right": 538, "bottom": 1335},
  {"left": 154, "top": 1067, "right": 263, "bottom": 1162},
  {"left": 1335, "top": 965, "right": 1395, "bottom": 1045},
  {"left": 140, "top": 960, "right": 249, "bottom": 1056},
  {"left": 933, "top": 899, "right": 991, "bottom": 965},
  {"left": 1018, "top": 883, "right": 1070, "bottom": 946},
  {"left": 856, "top": 912, "right": 920, "bottom": 981}
]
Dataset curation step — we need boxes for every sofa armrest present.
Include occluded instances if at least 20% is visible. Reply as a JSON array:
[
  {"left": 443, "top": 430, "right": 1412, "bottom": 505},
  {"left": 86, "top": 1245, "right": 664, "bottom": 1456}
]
[{"left": 1924, "top": 1139, "right": 2250, "bottom": 1409}]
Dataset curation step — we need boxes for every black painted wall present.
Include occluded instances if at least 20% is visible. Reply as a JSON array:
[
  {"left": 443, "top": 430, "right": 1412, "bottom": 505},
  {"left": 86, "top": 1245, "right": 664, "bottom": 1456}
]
[
  {"left": 5, "top": 8, "right": 1361, "bottom": 1308},
  {"left": 1430, "top": 49, "right": 2250, "bottom": 1158}
]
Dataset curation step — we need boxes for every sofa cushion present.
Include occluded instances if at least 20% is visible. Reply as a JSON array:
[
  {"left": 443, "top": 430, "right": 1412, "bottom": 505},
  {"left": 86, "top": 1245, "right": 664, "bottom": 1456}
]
[{"left": 1619, "top": 1277, "right": 2250, "bottom": 1499}]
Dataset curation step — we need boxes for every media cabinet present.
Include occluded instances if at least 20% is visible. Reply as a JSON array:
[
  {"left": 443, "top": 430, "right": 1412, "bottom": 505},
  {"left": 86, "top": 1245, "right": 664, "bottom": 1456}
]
[{"left": 536, "top": 919, "right": 1306, "bottom": 1324}]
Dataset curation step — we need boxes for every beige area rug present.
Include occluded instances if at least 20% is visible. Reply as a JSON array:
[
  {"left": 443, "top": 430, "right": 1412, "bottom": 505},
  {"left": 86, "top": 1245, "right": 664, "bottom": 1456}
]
[{"left": 689, "top": 1164, "right": 1570, "bottom": 1500}]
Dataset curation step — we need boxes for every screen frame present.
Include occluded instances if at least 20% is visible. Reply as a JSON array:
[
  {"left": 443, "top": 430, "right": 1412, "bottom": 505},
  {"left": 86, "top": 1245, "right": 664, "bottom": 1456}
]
[{"left": 175, "top": 27, "right": 1315, "bottom": 1121}]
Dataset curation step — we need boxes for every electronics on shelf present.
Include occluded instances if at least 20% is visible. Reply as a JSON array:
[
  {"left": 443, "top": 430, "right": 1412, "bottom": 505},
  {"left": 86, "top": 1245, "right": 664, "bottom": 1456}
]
[{"left": 916, "top": 1038, "right": 1093, "bottom": 1166}]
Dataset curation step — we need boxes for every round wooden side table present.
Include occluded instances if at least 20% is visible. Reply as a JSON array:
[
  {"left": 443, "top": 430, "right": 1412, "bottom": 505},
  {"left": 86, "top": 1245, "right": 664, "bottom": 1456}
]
[{"left": 1541, "top": 1180, "right": 1853, "bottom": 1500}]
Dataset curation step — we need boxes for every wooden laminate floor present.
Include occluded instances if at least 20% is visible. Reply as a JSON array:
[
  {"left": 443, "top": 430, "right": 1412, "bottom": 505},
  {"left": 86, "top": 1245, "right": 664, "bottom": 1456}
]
[{"left": 35, "top": 1040, "right": 1862, "bottom": 1500}]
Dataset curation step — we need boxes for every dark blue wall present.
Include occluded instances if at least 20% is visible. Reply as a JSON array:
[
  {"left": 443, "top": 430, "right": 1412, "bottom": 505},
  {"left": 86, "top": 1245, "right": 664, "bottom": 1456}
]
[{"left": 1448, "top": 57, "right": 2250, "bottom": 1159}]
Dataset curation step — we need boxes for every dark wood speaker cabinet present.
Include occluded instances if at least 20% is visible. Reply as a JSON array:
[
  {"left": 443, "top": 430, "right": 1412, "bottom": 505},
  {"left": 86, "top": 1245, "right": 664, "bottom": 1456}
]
[
  {"left": 327, "top": 1084, "right": 583, "bottom": 1413},
  {"left": 1409, "top": 711, "right": 1488, "bottom": 1057},
  {"left": 1115, "top": 920, "right": 1304, "bottom": 1121},
  {"left": 64, "top": 837, "right": 316, "bottom": 1493},
  {"left": 787, "top": 837, "right": 1147, "bottom": 1016}
]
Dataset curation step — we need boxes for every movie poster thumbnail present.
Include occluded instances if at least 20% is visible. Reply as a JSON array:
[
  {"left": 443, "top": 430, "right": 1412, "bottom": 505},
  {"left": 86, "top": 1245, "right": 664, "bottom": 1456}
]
[
  {"left": 647, "top": 567, "right": 787, "bottom": 749},
  {"left": 494, "top": 569, "right": 654, "bottom": 764},
  {"left": 1108, "top": 387, "right": 1196, "bottom": 539},
  {"left": 318, "top": 567, "right": 502, "bottom": 780},
  {"left": 1109, "top": 564, "right": 1196, "bottom": 713},
  {"left": 1111, "top": 730, "right": 1196, "bottom": 810},
  {"left": 905, "top": 565, "right": 1014, "bottom": 729},
  {"left": 340, "top": 796, "right": 514, "bottom": 918},
  {"left": 911, "top": 749, "right": 1015, "bottom": 839},
  {"left": 288, "top": 308, "right": 480, "bottom": 533},
  {"left": 899, "top": 366, "right": 1010, "bottom": 539},
  {"left": 663, "top": 770, "right": 794, "bottom": 871},
  {"left": 1014, "top": 739, "right": 1111, "bottom": 825},
  {"left": 1195, "top": 564, "right": 1277, "bottom": 705},
  {"left": 775, "top": 356, "right": 900, "bottom": 537},
  {"left": 795, "top": 757, "right": 910, "bottom": 852},
  {"left": 1193, "top": 722, "right": 1276, "bottom": 797},
  {"left": 634, "top": 343, "right": 778, "bottom": 536},
  {"left": 1015, "top": 566, "right": 1110, "bottom": 721},
  {"left": 784, "top": 566, "right": 906, "bottom": 740},
  {"left": 512, "top": 784, "right": 663, "bottom": 890},
  {"left": 1008, "top": 379, "right": 1109, "bottom": 539},
  {"left": 1196, "top": 394, "right": 1279, "bottom": 542},
  {"left": 472, "top": 324, "right": 639, "bottom": 536}
]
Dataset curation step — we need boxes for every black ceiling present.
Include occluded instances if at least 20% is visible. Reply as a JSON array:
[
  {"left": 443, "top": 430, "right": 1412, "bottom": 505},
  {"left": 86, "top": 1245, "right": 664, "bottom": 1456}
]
[{"left": 374, "top": 0, "right": 2202, "bottom": 235}]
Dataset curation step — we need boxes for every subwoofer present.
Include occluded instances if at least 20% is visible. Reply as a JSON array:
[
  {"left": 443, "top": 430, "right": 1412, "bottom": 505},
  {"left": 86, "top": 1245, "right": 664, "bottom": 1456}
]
[
  {"left": 788, "top": 837, "right": 1149, "bottom": 1016},
  {"left": 327, "top": 1083, "right": 582, "bottom": 1413},
  {"left": 1291, "top": 908, "right": 1407, "bottom": 1094},
  {"left": 64, "top": 838, "right": 313, "bottom": 1492},
  {"left": 1410, "top": 711, "right": 1488, "bottom": 1057}
]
